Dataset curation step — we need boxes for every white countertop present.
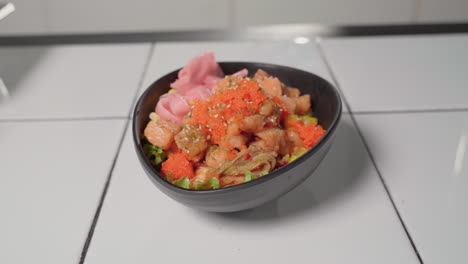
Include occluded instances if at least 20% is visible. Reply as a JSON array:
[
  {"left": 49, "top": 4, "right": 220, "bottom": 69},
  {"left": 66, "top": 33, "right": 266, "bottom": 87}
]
[{"left": 1, "top": 35, "right": 467, "bottom": 264}]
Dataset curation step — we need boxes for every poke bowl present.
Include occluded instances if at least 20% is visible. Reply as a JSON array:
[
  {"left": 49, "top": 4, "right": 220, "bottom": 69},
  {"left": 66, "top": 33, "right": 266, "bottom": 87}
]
[{"left": 133, "top": 55, "right": 342, "bottom": 212}]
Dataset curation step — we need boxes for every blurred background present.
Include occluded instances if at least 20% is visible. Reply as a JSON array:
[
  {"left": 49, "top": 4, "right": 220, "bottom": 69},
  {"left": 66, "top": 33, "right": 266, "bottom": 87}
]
[{"left": 1, "top": 0, "right": 468, "bottom": 35}]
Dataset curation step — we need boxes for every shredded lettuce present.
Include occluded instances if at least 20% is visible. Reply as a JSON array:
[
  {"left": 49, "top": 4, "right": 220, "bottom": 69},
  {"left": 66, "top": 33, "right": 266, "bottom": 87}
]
[
  {"left": 195, "top": 177, "right": 220, "bottom": 190},
  {"left": 166, "top": 172, "right": 173, "bottom": 182},
  {"left": 165, "top": 174, "right": 190, "bottom": 189},
  {"left": 244, "top": 171, "right": 255, "bottom": 182},
  {"left": 173, "top": 177, "right": 190, "bottom": 189},
  {"left": 143, "top": 143, "right": 167, "bottom": 165},
  {"left": 244, "top": 170, "right": 269, "bottom": 182}
]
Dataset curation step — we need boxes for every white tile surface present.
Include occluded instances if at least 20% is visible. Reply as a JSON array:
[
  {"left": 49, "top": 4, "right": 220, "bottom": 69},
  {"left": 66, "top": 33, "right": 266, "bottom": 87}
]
[
  {"left": 140, "top": 41, "right": 348, "bottom": 112},
  {"left": 355, "top": 111, "right": 468, "bottom": 264},
  {"left": 418, "top": 0, "right": 468, "bottom": 22},
  {"left": 0, "top": 120, "right": 125, "bottom": 263},
  {"left": 233, "top": 0, "right": 415, "bottom": 26},
  {"left": 0, "top": 44, "right": 151, "bottom": 119},
  {"left": 0, "top": 0, "right": 47, "bottom": 35},
  {"left": 84, "top": 116, "right": 418, "bottom": 264},
  {"left": 46, "top": 0, "right": 229, "bottom": 33},
  {"left": 321, "top": 34, "right": 468, "bottom": 112}
]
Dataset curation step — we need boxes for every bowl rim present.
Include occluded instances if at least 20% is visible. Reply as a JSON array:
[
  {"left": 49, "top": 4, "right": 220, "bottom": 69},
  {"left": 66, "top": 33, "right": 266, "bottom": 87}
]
[{"left": 132, "top": 61, "right": 342, "bottom": 195}]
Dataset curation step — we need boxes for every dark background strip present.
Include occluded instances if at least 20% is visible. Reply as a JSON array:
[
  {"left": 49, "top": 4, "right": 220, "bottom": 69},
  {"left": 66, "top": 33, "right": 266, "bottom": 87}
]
[{"left": 1, "top": 23, "right": 468, "bottom": 46}]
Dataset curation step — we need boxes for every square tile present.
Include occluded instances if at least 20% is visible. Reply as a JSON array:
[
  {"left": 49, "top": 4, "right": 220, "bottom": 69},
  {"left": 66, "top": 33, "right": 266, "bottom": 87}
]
[
  {"left": 418, "top": 0, "right": 468, "bottom": 23},
  {"left": 355, "top": 111, "right": 468, "bottom": 264},
  {"left": 0, "top": 0, "right": 47, "bottom": 35},
  {"left": 46, "top": 0, "right": 229, "bottom": 33},
  {"left": 0, "top": 43, "right": 151, "bottom": 120},
  {"left": 234, "top": 0, "right": 414, "bottom": 26},
  {"left": 84, "top": 116, "right": 417, "bottom": 264},
  {"left": 139, "top": 41, "right": 348, "bottom": 112},
  {"left": 0, "top": 119, "right": 125, "bottom": 263},
  {"left": 321, "top": 34, "right": 468, "bottom": 112}
]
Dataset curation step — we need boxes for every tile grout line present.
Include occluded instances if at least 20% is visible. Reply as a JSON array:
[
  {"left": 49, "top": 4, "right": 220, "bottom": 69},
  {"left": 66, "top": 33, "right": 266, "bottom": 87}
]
[
  {"left": 78, "top": 120, "right": 128, "bottom": 264},
  {"left": 315, "top": 38, "right": 425, "bottom": 264},
  {"left": 0, "top": 116, "right": 128, "bottom": 123},
  {"left": 78, "top": 43, "right": 156, "bottom": 264},
  {"left": 127, "top": 43, "right": 157, "bottom": 118}
]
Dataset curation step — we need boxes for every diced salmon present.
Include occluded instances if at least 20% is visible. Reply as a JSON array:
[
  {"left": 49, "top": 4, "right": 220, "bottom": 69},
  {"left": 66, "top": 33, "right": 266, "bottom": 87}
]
[
  {"left": 144, "top": 121, "right": 174, "bottom": 150},
  {"left": 286, "top": 87, "right": 301, "bottom": 98},
  {"left": 254, "top": 69, "right": 270, "bottom": 80},
  {"left": 258, "top": 77, "right": 282, "bottom": 97},
  {"left": 240, "top": 114, "right": 265, "bottom": 133},
  {"left": 205, "top": 146, "right": 231, "bottom": 168},
  {"left": 295, "top": 95, "right": 311, "bottom": 115},
  {"left": 158, "top": 119, "right": 181, "bottom": 134},
  {"left": 280, "top": 96, "right": 297, "bottom": 114},
  {"left": 227, "top": 121, "right": 241, "bottom": 136},
  {"left": 227, "top": 134, "right": 248, "bottom": 149},
  {"left": 286, "top": 130, "right": 304, "bottom": 154},
  {"left": 175, "top": 126, "right": 209, "bottom": 157},
  {"left": 191, "top": 166, "right": 211, "bottom": 187},
  {"left": 254, "top": 128, "right": 288, "bottom": 155},
  {"left": 259, "top": 100, "right": 275, "bottom": 116}
]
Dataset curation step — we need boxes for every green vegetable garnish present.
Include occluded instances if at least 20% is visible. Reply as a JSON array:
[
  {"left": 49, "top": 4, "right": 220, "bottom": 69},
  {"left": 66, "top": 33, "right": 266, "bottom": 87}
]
[
  {"left": 302, "top": 116, "right": 318, "bottom": 125},
  {"left": 143, "top": 143, "right": 167, "bottom": 165},
  {"left": 244, "top": 171, "right": 255, "bottom": 182},
  {"left": 258, "top": 171, "right": 269, "bottom": 177},
  {"left": 195, "top": 177, "right": 220, "bottom": 190},
  {"left": 287, "top": 114, "right": 318, "bottom": 125},
  {"left": 165, "top": 172, "right": 173, "bottom": 183},
  {"left": 173, "top": 177, "right": 190, "bottom": 189},
  {"left": 287, "top": 114, "right": 300, "bottom": 121},
  {"left": 288, "top": 148, "right": 307, "bottom": 163}
]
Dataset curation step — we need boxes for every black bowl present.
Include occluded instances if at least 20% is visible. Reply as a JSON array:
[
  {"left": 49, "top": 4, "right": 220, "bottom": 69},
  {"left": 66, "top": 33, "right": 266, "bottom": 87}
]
[{"left": 133, "top": 62, "right": 342, "bottom": 212}]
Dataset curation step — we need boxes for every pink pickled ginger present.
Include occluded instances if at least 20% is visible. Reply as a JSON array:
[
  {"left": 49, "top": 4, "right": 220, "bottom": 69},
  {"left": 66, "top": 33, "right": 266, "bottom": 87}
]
[
  {"left": 155, "top": 52, "right": 248, "bottom": 124},
  {"left": 171, "top": 52, "right": 223, "bottom": 93}
]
